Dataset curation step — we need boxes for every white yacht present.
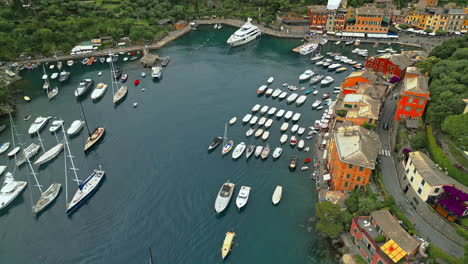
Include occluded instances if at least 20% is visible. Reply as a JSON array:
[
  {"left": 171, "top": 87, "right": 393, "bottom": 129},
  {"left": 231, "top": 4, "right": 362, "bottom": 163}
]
[
  {"left": 321, "top": 76, "right": 334, "bottom": 85},
  {"left": 272, "top": 147, "right": 283, "bottom": 159},
  {"left": 299, "top": 43, "right": 318, "bottom": 55},
  {"left": 0, "top": 172, "right": 27, "bottom": 210},
  {"left": 260, "top": 105, "right": 269, "bottom": 115},
  {"left": 67, "top": 120, "right": 85, "bottom": 136},
  {"left": 49, "top": 120, "right": 64, "bottom": 133},
  {"left": 232, "top": 142, "right": 246, "bottom": 160},
  {"left": 28, "top": 116, "right": 51, "bottom": 135},
  {"left": 299, "top": 70, "right": 314, "bottom": 81},
  {"left": 151, "top": 66, "right": 162, "bottom": 79},
  {"left": 227, "top": 18, "right": 261, "bottom": 47},
  {"left": 214, "top": 181, "right": 235, "bottom": 214},
  {"left": 91, "top": 83, "right": 108, "bottom": 100},
  {"left": 236, "top": 186, "right": 251, "bottom": 210}
]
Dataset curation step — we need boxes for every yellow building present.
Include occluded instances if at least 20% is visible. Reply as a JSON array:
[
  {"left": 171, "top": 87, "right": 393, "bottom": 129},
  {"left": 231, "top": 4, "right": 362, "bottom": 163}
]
[
  {"left": 405, "top": 11, "right": 427, "bottom": 29},
  {"left": 404, "top": 151, "right": 459, "bottom": 201},
  {"left": 424, "top": 8, "right": 448, "bottom": 31}
]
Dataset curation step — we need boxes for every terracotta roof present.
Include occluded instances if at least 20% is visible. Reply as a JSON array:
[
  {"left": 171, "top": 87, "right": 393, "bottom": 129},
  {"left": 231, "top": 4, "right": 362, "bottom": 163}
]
[
  {"left": 409, "top": 151, "right": 462, "bottom": 186},
  {"left": 356, "top": 6, "right": 383, "bottom": 16},
  {"left": 370, "top": 210, "right": 420, "bottom": 254},
  {"left": 402, "top": 75, "right": 429, "bottom": 95},
  {"left": 356, "top": 83, "right": 389, "bottom": 101},
  {"left": 334, "top": 125, "right": 381, "bottom": 169}
]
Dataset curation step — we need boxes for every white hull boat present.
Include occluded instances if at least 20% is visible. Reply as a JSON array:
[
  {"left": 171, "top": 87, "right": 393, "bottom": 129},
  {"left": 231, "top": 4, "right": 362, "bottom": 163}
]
[
  {"left": 267, "top": 77, "right": 274, "bottom": 84},
  {"left": 280, "top": 122, "right": 289, "bottom": 132},
  {"left": 254, "top": 146, "right": 263, "bottom": 157},
  {"left": 34, "top": 143, "right": 64, "bottom": 165},
  {"left": 261, "top": 131, "right": 270, "bottom": 141},
  {"left": 272, "top": 186, "right": 282, "bottom": 205},
  {"left": 260, "top": 105, "right": 269, "bottom": 115},
  {"left": 0, "top": 166, "right": 6, "bottom": 176},
  {"left": 16, "top": 143, "right": 40, "bottom": 167},
  {"left": 67, "top": 120, "right": 85, "bottom": 136},
  {"left": 278, "top": 92, "right": 288, "bottom": 100},
  {"left": 298, "top": 127, "right": 305, "bottom": 135},
  {"left": 66, "top": 169, "right": 105, "bottom": 214},
  {"left": 312, "top": 100, "right": 322, "bottom": 109},
  {"left": 276, "top": 109, "right": 285, "bottom": 118},
  {"left": 272, "top": 89, "right": 282, "bottom": 98},
  {"left": 91, "top": 83, "right": 108, "bottom": 100},
  {"left": 255, "top": 129, "right": 264, "bottom": 138},
  {"left": 292, "top": 113, "right": 301, "bottom": 122},
  {"left": 284, "top": 111, "right": 293, "bottom": 120},
  {"left": 49, "top": 120, "right": 64, "bottom": 133},
  {"left": 7, "top": 147, "right": 20, "bottom": 157},
  {"left": 257, "top": 85, "right": 268, "bottom": 95},
  {"left": 245, "top": 145, "right": 255, "bottom": 159},
  {"left": 299, "top": 43, "right": 318, "bottom": 55},
  {"left": 242, "top": 114, "right": 252, "bottom": 123},
  {"left": 291, "top": 124, "right": 299, "bottom": 134},
  {"left": 252, "top": 104, "right": 261, "bottom": 112},
  {"left": 287, "top": 93, "right": 298, "bottom": 104},
  {"left": 296, "top": 95, "right": 307, "bottom": 106},
  {"left": 264, "top": 119, "right": 273, "bottom": 128},
  {"left": 227, "top": 18, "right": 261, "bottom": 47},
  {"left": 299, "top": 70, "right": 314, "bottom": 81},
  {"left": 246, "top": 128, "right": 255, "bottom": 137},
  {"left": 260, "top": 144, "right": 270, "bottom": 159},
  {"left": 28, "top": 116, "right": 51, "bottom": 135},
  {"left": 236, "top": 186, "right": 251, "bottom": 210},
  {"left": 0, "top": 172, "right": 27, "bottom": 210},
  {"left": 267, "top": 107, "right": 277, "bottom": 116},
  {"left": 298, "top": 140, "right": 305, "bottom": 150},
  {"left": 214, "top": 181, "right": 235, "bottom": 214},
  {"left": 265, "top": 88, "right": 273, "bottom": 96},
  {"left": 321, "top": 76, "right": 334, "bottom": 85},
  {"left": 229, "top": 117, "right": 237, "bottom": 125},
  {"left": 280, "top": 134, "right": 288, "bottom": 144},
  {"left": 0, "top": 143, "right": 10, "bottom": 154},
  {"left": 232, "top": 142, "right": 246, "bottom": 160},
  {"left": 258, "top": 117, "right": 267, "bottom": 127},
  {"left": 272, "top": 147, "right": 282, "bottom": 159},
  {"left": 249, "top": 116, "right": 258, "bottom": 125}
]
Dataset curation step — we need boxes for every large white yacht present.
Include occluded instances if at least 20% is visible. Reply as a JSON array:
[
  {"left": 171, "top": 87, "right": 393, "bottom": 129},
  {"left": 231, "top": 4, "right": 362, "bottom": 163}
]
[
  {"left": 0, "top": 172, "right": 27, "bottom": 210},
  {"left": 227, "top": 18, "right": 261, "bottom": 47},
  {"left": 214, "top": 181, "right": 235, "bottom": 214}
]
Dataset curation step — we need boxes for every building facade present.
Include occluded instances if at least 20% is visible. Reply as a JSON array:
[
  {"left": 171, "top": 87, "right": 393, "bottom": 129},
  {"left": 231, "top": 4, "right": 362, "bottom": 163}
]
[
  {"left": 308, "top": 5, "right": 328, "bottom": 32},
  {"left": 430, "top": 185, "right": 468, "bottom": 223},
  {"left": 341, "top": 69, "right": 379, "bottom": 94},
  {"left": 345, "top": 6, "right": 389, "bottom": 33},
  {"left": 447, "top": 8, "right": 465, "bottom": 32},
  {"left": 365, "top": 53, "right": 413, "bottom": 77},
  {"left": 341, "top": 94, "right": 381, "bottom": 125},
  {"left": 395, "top": 67, "right": 430, "bottom": 120}
]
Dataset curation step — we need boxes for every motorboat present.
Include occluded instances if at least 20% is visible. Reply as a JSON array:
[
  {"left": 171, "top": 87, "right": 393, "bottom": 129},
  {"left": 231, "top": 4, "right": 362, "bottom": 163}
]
[
  {"left": 232, "top": 142, "right": 246, "bottom": 160},
  {"left": 257, "top": 85, "right": 268, "bottom": 95},
  {"left": 328, "top": 63, "right": 342, "bottom": 70},
  {"left": 0, "top": 143, "right": 10, "bottom": 154},
  {"left": 289, "top": 155, "right": 297, "bottom": 170},
  {"left": 67, "top": 60, "right": 74, "bottom": 67},
  {"left": 50, "top": 72, "right": 58, "bottom": 80},
  {"left": 236, "top": 186, "right": 251, "bottom": 210},
  {"left": 320, "top": 38, "right": 328, "bottom": 45},
  {"left": 151, "top": 66, "right": 162, "bottom": 79},
  {"left": 298, "top": 127, "right": 305, "bottom": 135},
  {"left": 222, "top": 138, "right": 234, "bottom": 155},
  {"left": 292, "top": 113, "right": 301, "bottom": 122},
  {"left": 345, "top": 40, "right": 354, "bottom": 45},
  {"left": 47, "top": 86, "right": 58, "bottom": 100},
  {"left": 208, "top": 137, "right": 223, "bottom": 151},
  {"left": 299, "top": 70, "right": 314, "bottom": 81},
  {"left": 82, "top": 58, "right": 89, "bottom": 65},
  {"left": 252, "top": 104, "right": 261, "bottom": 112},
  {"left": 49, "top": 120, "right": 64, "bottom": 133},
  {"left": 280, "top": 122, "right": 289, "bottom": 132},
  {"left": 0, "top": 172, "right": 27, "bottom": 210},
  {"left": 254, "top": 146, "right": 263, "bottom": 157},
  {"left": 287, "top": 93, "right": 298, "bottom": 104},
  {"left": 242, "top": 114, "right": 252, "bottom": 123},
  {"left": 264, "top": 119, "right": 273, "bottom": 128},
  {"left": 267, "top": 107, "right": 277, "bottom": 116},
  {"left": 260, "top": 105, "right": 269, "bottom": 115},
  {"left": 98, "top": 72, "right": 102, "bottom": 76},
  {"left": 28, "top": 116, "right": 51, "bottom": 135},
  {"left": 141, "top": 72, "right": 146, "bottom": 78},
  {"left": 272, "top": 147, "right": 282, "bottom": 159},
  {"left": 316, "top": 60, "right": 325, "bottom": 66},
  {"left": 291, "top": 124, "right": 299, "bottom": 134},
  {"left": 261, "top": 131, "right": 270, "bottom": 141},
  {"left": 299, "top": 43, "right": 318, "bottom": 55},
  {"left": 278, "top": 92, "right": 288, "bottom": 100},
  {"left": 260, "top": 144, "right": 270, "bottom": 159},
  {"left": 323, "top": 62, "right": 331, "bottom": 67},
  {"left": 134, "top": 80, "right": 140, "bottom": 86},
  {"left": 310, "top": 54, "right": 323, "bottom": 62},
  {"left": 321, "top": 76, "right": 334, "bottom": 85},
  {"left": 49, "top": 64, "right": 55, "bottom": 70},
  {"left": 221, "top": 230, "right": 236, "bottom": 260},
  {"left": 67, "top": 120, "right": 85, "bottom": 136},
  {"left": 267, "top": 77, "right": 274, "bottom": 84},
  {"left": 313, "top": 90, "right": 319, "bottom": 95},
  {"left": 265, "top": 88, "right": 273, "bottom": 96},
  {"left": 74, "top": 79, "right": 94, "bottom": 97},
  {"left": 249, "top": 116, "right": 258, "bottom": 125},
  {"left": 245, "top": 145, "right": 255, "bottom": 159},
  {"left": 310, "top": 74, "right": 324, "bottom": 84},
  {"left": 0, "top": 166, "right": 5, "bottom": 176},
  {"left": 280, "top": 134, "right": 288, "bottom": 144},
  {"left": 121, "top": 74, "right": 128, "bottom": 82},
  {"left": 258, "top": 117, "right": 267, "bottom": 127},
  {"left": 316, "top": 105, "right": 324, "bottom": 110},
  {"left": 229, "top": 117, "right": 237, "bottom": 125},
  {"left": 272, "top": 186, "right": 282, "bottom": 205},
  {"left": 296, "top": 95, "right": 307, "bottom": 106},
  {"left": 245, "top": 128, "right": 255, "bottom": 137},
  {"left": 227, "top": 18, "right": 261, "bottom": 47},
  {"left": 336, "top": 67, "right": 347, "bottom": 73},
  {"left": 99, "top": 57, "right": 106, "bottom": 63},
  {"left": 34, "top": 143, "right": 64, "bottom": 165},
  {"left": 58, "top": 71, "right": 70, "bottom": 82},
  {"left": 255, "top": 129, "right": 264, "bottom": 138},
  {"left": 16, "top": 143, "right": 41, "bottom": 167},
  {"left": 305, "top": 90, "right": 312, "bottom": 95},
  {"left": 276, "top": 109, "right": 285, "bottom": 118},
  {"left": 91, "top": 83, "right": 108, "bottom": 100},
  {"left": 290, "top": 136, "right": 297, "bottom": 146},
  {"left": 113, "top": 68, "right": 123, "bottom": 79},
  {"left": 301, "top": 166, "right": 309, "bottom": 171},
  {"left": 272, "top": 89, "right": 282, "bottom": 98},
  {"left": 298, "top": 140, "right": 305, "bottom": 150},
  {"left": 123, "top": 57, "right": 129, "bottom": 62},
  {"left": 284, "top": 111, "right": 293, "bottom": 120},
  {"left": 312, "top": 100, "right": 322, "bottom": 109},
  {"left": 322, "top": 93, "right": 330, "bottom": 99},
  {"left": 7, "top": 147, "right": 20, "bottom": 157}
]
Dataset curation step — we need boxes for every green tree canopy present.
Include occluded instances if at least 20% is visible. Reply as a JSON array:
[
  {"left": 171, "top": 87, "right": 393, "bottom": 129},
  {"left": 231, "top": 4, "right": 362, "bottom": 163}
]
[{"left": 315, "top": 201, "right": 344, "bottom": 238}]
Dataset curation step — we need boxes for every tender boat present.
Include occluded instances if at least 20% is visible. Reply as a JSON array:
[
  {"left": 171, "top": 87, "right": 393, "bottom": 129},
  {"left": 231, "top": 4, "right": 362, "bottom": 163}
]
[
  {"left": 0, "top": 143, "right": 10, "bottom": 154},
  {"left": 291, "top": 124, "right": 299, "bottom": 134},
  {"left": 249, "top": 116, "right": 258, "bottom": 125},
  {"left": 301, "top": 166, "right": 309, "bottom": 171},
  {"left": 267, "top": 107, "right": 277, "bottom": 116},
  {"left": 260, "top": 144, "right": 270, "bottom": 159},
  {"left": 280, "top": 122, "right": 289, "bottom": 132},
  {"left": 316, "top": 105, "right": 324, "bottom": 110},
  {"left": 254, "top": 145, "right": 263, "bottom": 157},
  {"left": 208, "top": 137, "right": 223, "bottom": 151},
  {"left": 316, "top": 60, "right": 325, "bottom": 66},
  {"left": 322, "top": 93, "right": 330, "bottom": 99},
  {"left": 0, "top": 172, "right": 27, "bottom": 210},
  {"left": 328, "top": 63, "right": 342, "bottom": 70},
  {"left": 67, "top": 120, "right": 85, "bottom": 136},
  {"left": 312, "top": 100, "right": 322, "bottom": 109},
  {"left": 258, "top": 117, "right": 267, "bottom": 127},
  {"left": 229, "top": 117, "right": 237, "bottom": 125},
  {"left": 242, "top": 114, "right": 252, "bottom": 123},
  {"left": 267, "top": 77, "right": 274, "bottom": 84},
  {"left": 98, "top": 72, "right": 102, "bottom": 76},
  {"left": 305, "top": 90, "right": 312, "bottom": 95},
  {"left": 214, "top": 181, "right": 235, "bottom": 214},
  {"left": 255, "top": 129, "right": 264, "bottom": 138},
  {"left": 265, "top": 88, "right": 273, "bottom": 96},
  {"left": 309, "top": 74, "right": 324, "bottom": 84},
  {"left": 298, "top": 127, "right": 305, "bottom": 135},
  {"left": 261, "top": 131, "right": 270, "bottom": 141},
  {"left": 280, "top": 134, "right": 288, "bottom": 144},
  {"left": 151, "top": 66, "right": 162, "bottom": 79},
  {"left": 290, "top": 136, "right": 297, "bottom": 146},
  {"left": 113, "top": 85, "right": 128, "bottom": 104},
  {"left": 50, "top": 72, "right": 58, "bottom": 80},
  {"left": 313, "top": 90, "right": 319, "bottom": 95},
  {"left": 245, "top": 145, "right": 255, "bottom": 159},
  {"left": 227, "top": 18, "right": 261, "bottom": 47},
  {"left": 121, "top": 74, "right": 128, "bottom": 82},
  {"left": 221, "top": 230, "right": 236, "bottom": 260},
  {"left": 257, "top": 85, "right": 267, "bottom": 95},
  {"left": 264, "top": 119, "right": 273, "bottom": 128},
  {"left": 74, "top": 79, "right": 94, "bottom": 97},
  {"left": 7, "top": 147, "right": 20, "bottom": 157},
  {"left": 16, "top": 143, "right": 41, "bottom": 167},
  {"left": 292, "top": 113, "right": 301, "bottom": 122},
  {"left": 321, "top": 76, "right": 334, "bottom": 85},
  {"left": 298, "top": 140, "right": 305, "bottom": 150},
  {"left": 305, "top": 158, "right": 312, "bottom": 163},
  {"left": 236, "top": 186, "right": 251, "bottom": 210},
  {"left": 310, "top": 54, "right": 324, "bottom": 62},
  {"left": 58, "top": 71, "right": 70, "bottom": 82},
  {"left": 284, "top": 111, "right": 293, "bottom": 120},
  {"left": 296, "top": 95, "right": 307, "bottom": 106},
  {"left": 299, "top": 43, "right": 318, "bottom": 55},
  {"left": 222, "top": 140, "right": 234, "bottom": 155},
  {"left": 272, "top": 147, "right": 283, "bottom": 159},
  {"left": 287, "top": 93, "right": 298, "bottom": 104},
  {"left": 276, "top": 109, "right": 285, "bottom": 118},
  {"left": 299, "top": 70, "right": 314, "bottom": 81},
  {"left": 245, "top": 128, "right": 255, "bottom": 137},
  {"left": 289, "top": 155, "right": 297, "bottom": 170},
  {"left": 336, "top": 67, "right": 347, "bottom": 73},
  {"left": 272, "top": 186, "right": 282, "bottom": 205},
  {"left": 67, "top": 60, "right": 74, "bottom": 67},
  {"left": 345, "top": 40, "right": 354, "bottom": 45},
  {"left": 34, "top": 143, "right": 64, "bottom": 165},
  {"left": 49, "top": 120, "right": 64, "bottom": 133},
  {"left": 278, "top": 92, "right": 288, "bottom": 100},
  {"left": 260, "top": 105, "right": 269, "bottom": 115},
  {"left": 272, "top": 89, "right": 282, "bottom": 98},
  {"left": 28, "top": 116, "right": 51, "bottom": 135},
  {"left": 134, "top": 80, "right": 140, "bottom": 86},
  {"left": 252, "top": 104, "right": 261, "bottom": 112},
  {"left": 141, "top": 72, "right": 146, "bottom": 78},
  {"left": 91, "top": 83, "right": 108, "bottom": 100},
  {"left": 232, "top": 142, "right": 246, "bottom": 160}
]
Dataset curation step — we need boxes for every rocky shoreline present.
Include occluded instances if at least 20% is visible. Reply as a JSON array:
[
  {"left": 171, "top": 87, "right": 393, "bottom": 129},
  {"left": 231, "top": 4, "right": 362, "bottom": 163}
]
[{"left": 0, "top": 66, "right": 23, "bottom": 117}]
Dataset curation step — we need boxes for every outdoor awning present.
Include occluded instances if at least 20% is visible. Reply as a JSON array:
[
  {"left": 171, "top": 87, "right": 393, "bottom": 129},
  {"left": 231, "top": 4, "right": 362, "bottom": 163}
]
[
  {"left": 336, "top": 32, "right": 342, "bottom": 36},
  {"left": 429, "top": 32, "right": 436, "bottom": 36},
  {"left": 341, "top": 32, "right": 365, "bottom": 37},
  {"left": 387, "top": 35, "right": 399, "bottom": 38},
  {"left": 455, "top": 31, "right": 461, "bottom": 35},
  {"left": 327, "top": 31, "right": 336, "bottom": 35},
  {"left": 323, "top": 174, "right": 331, "bottom": 181},
  {"left": 367, "top": 33, "right": 388, "bottom": 38}
]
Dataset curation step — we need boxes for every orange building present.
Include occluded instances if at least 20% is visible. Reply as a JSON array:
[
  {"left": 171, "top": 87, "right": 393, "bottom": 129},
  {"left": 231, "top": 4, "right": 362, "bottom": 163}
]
[
  {"left": 405, "top": 11, "right": 428, "bottom": 29},
  {"left": 365, "top": 53, "right": 413, "bottom": 77},
  {"left": 308, "top": 5, "right": 328, "bottom": 32},
  {"left": 345, "top": 6, "right": 389, "bottom": 33},
  {"left": 341, "top": 69, "right": 379, "bottom": 94},
  {"left": 327, "top": 126, "right": 381, "bottom": 191},
  {"left": 417, "top": 0, "right": 438, "bottom": 8},
  {"left": 395, "top": 67, "right": 430, "bottom": 121},
  {"left": 424, "top": 8, "right": 449, "bottom": 32},
  {"left": 341, "top": 94, "right": 381, "bottom": 125}
]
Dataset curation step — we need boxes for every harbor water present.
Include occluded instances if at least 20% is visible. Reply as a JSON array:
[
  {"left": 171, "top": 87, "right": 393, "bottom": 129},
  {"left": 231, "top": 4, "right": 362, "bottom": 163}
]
[{"left": 0, "top": 26, "right": 406, "bottom": 263}]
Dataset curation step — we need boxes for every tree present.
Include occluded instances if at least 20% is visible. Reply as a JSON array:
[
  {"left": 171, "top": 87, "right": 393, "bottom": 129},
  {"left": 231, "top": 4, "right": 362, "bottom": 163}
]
[
  {"left": 410, "top": 131, "right": 428, "bottom": 150},
  {"left": 361, "top": 122, "right": 376, "bottom": 131},
  {"left": 388, "top": 26, "right": 398, "bottom": 34},
  {"left": 315, "top": 201, "right": 344, "bottom": 238},
  {"left": 441, "top": 114, "right": 468, "bottom": 149},
  {"left": 435, "top": 29, "right": 448, "bottom": 36},
  {"left": 424, "top": 28, "right": 432, "bottom": 33},
  {"left": 398, "top": 23, "right": 409, "bottom": 29},
  {"left": 358, "top": 197, "right": 378, "bottom": 215},
  {"left": 415, "top": 56, "right": 439, "bottom": 74}
]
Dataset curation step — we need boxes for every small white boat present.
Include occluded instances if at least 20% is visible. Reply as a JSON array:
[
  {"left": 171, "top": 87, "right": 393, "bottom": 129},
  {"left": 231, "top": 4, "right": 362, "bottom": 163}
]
[
  {"left": 260, "top": 144, "right": 270, "bottom": 159},
  {"left": 242, "top": 114, "right": 252, "bottom": 123},
  {"left": 272, "top": 147, "right": 282, "bottom": 159},
  {"left": 284, "top": 111, "right": 293, "bottom": 120},
  {"left": 67, "top": 60, "right": 74, "bottom": 67},
  {"left": 316, "top": 60, "right": 325, "bottom": 66},
  {"left": 312, "top": 100, "right": 322, "bottom": 109},
  {"left": 260, "top": 105, "right": 269, "bottom": 115},
  {"left": 287, "top": 93, "right": 298, "bottom": 104},
  {"left": 261, "top": 131, "right": 270, "bottom": 141},
  {"left": 298, "top": 140, "right": 305, "bottom": 150},
  {"left": 321, "top": 76, "right": 334, "bottom": 85},
  {"left": 313, "top": 90, "right": 319, "bottom": 95},
  {"left": 214, "top": 182, "right": 235, "bottom": 214},
  {"left": 333, "top": 90, "right": 340, "bottom": 94},
  {"left": 133, "top": 103, "right": 138, "bottom": 108},
  {"left": 265, "top": 88, "right": 273, "bottom": 96},
  {"left": 123, "top": 57, "right": 129, "bottom": 61},
  {"left": 0, "top": 166, "right": 6, "bottom": 175},
  {"left": 49, "top": 64, "right": 55, "bottom": 70},
  {"left": 296, "top": 95, "right": 307, "bottom": 106},
  {"left": 232, "top": 142, "right": 246, "bottom": 160},
  {"left": 50, "top": 72, "right": 59, "bottom": 80},
  {"left": 298, "top": 127, "right": 305, "bottom": 135},
  {"left": 258, "top": 117, "right": 267, "bottom": 127},
  {"left": 49, "top": 120, "right": 64, "bottom": 133},
  {"left": 249, "top": 116, "right": 258, "bottom": 125},
  {"left": 301, "top": 166, "right": 309, "bottom": 171},
  {"left": 245, "top": 128, "right": 255, "bottom": 137},
  {"left": 310, "top": 54, "right": 323, "bottom": 62},
  {"left": 267, "top": 107, "right": 277, "bottom": 116},
  {"left": 278, "top": 92, "right": 288, "bottom": 100},
  {"left": 252, "top": 104, "right": 261, "bottom": 112},
  {"left": 276, "top": 109, "right": 285, "bottom": 118},
  {"left": 280, "top": 134, "right": 288, "bottom": 144},
  {"left": 336, "top": 67, "right": 347, "bottom": 73},
  {"left": 28, "top": 116, "right": 51, "bottom": 135},
  {"left": 67, "top": 120, "right": 85, "bottom": 136},
  {"left": 98, "top": 72, "right": 102, "bottom": 76},
  {"left": 264, "top": 119, "right": 273, "bottom": 128},
  {"left": 91, "top": 83, "right": 108, "bottom": 100},
  {"left": 304, "top": 147, "right": 310, "bottom": 151},
  {"left": 236, "top": 186, "right": 251, "bottom": 210},
  {"left": 328, "top": 63, "right": 342, "bottom": 70},
  {"left": 267, "top": 77, "right": 274, "bottom": 84},
  {"left": 292, "top": 113, "right": 301, "bottom": 122},
  {"left": 290, "top": 135, "right": 297, "bottom": 146},
  {"left": 272, "top": 186, "right": 282, "bottom": 205},
  {"left": 255, "top": 129, "right": 264, "bottom": 138},
  {"left": 280, "top": 122, "right": 289, "bottom": 132},
  {"left": 42, "top": 74, "right": 48, "bottom": 80},
  {"left": 0, "top": 172, "right": 27, "bottom": 210},
  {"left": 257, "top": 85, "right": 268, "bottom": 95},
  {"left": 229, "top": 117, "right": 237, "bottom": 125},
  {"left": 316, "top": 105, "right": 324, "bottom": 110},
  {"left": 0, "top": 143, "right": 10, "bottom": 154},
  {"left": 299, "top": 70, "right": 314, "bottom": 81},
  {"left": 291, "top": 124, "right": 299, "bottom": 134},
  {"left": 7, "top": 147, "right": 20, "bottom": 157},
  {"left": 272, "top": 89, "right": 282, "bottom": 98},
  {"left": 254, "top": 146, "right": 263, "bottom": 157},
  {"left": 246, "top": 145, "right": 255, "bottom": 159}
]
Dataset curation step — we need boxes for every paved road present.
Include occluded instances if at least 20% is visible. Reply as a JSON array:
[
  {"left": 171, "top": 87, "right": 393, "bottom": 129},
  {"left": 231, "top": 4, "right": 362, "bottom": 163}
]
[{"left": 377, "top": 90, "right": 464, "bottom": 258}]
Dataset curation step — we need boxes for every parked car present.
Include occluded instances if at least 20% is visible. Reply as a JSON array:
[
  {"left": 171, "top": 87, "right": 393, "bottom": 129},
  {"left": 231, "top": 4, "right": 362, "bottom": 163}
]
[{"left": 383, "top": 123, "right": 389, "bottom": 130}]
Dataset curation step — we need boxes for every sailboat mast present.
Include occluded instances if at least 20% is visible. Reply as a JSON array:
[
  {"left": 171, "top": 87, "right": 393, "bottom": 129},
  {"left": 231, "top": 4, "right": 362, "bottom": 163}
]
[
  {"left": 8, "top": 113, "right": 15, "bottom": 148},
  {"left": 36, "top": 131, "right": 45, "bottom": 152},
  {"left": 63, "top": 127, "right": 69, "bottom": 205},
  {"left": 223, "top": 122, "right": 227, "bottom": 142},
  {"left": 25, "top": 156, "right": 43, "bottom": 194},
  {"left": 61, "top": 125, "right": 81, "bottom": 186},
  {"left": 78, "top": 100, "right": 92, "bottom": 137},
  {"left": 109, "top": 50, "right": 118, "bottom": 95},
  {"left": 149, "top": 248, "right": 154, "bottom": 264}
]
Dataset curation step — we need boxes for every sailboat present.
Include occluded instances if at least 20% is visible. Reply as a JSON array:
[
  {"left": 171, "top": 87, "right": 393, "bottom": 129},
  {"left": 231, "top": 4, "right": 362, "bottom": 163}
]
[
  {"left": 42, "top": 65, "right": 58, "bottom": 99},
  {"left": 33, "top": 130, "right": 64, "bottom": 166},
  {"left": 109, "top": 52, "right": 127, "bottom": 104},
  {"left": 78, "top": 101, "right": 105, "bottom": 152},
  {"left": 62, "top": 124, "right": 105, "bottom": 215},
  {"left": 221, "top": 123, "right": 233, "bottom": 155},
  {"left": 42, "top": 65, "right": 50, "bottom": 90}
]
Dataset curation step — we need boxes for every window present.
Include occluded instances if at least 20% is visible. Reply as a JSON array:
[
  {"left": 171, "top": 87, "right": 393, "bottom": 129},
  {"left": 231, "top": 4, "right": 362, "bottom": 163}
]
[
  {"left": 420, "top": 99, "right": 424, "bottom": 105},
  {"left": 349, "top": 164, "right": 353, "bottom": 169},
  {"left": 359, "top": 167, "right": 364, "bottom": 171},
  {"left": 413, "top": 168, "right": 417, "bottom": 174},
  {"left": 404, "top": 106, "right": 411, "bottom": 111},
  {"left": 346, "top": 174, "right": 351, "bottom": 179},
  {"left": 354, "top": 228, "right": 358, "bottom": 234},
  {"left": 378, "top": 260, "right": 384, "bottom": 264},
  {"left": 417, "top": 188, "right": 422, "bottom": 194},
  {"left": 408, "top": 97, "right": 414, "bottom": 103},
  {"left": 421, "top": 179, "right": 425, "bottom": 186},
  {"left": 410, "top": 176, "right": 414, "bottom": 182},
  {"left": 434, "top": 187, "right": 440, "bottom": 193},
  {"left": 345, "top": 182, "right": 349, "bottom": 187},
  {"left": 357, "top": 177, "right": 361, "bottom": 182}
]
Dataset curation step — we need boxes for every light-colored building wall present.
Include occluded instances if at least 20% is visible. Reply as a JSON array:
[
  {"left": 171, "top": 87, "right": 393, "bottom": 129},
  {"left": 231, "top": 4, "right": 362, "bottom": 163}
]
[{"left": 404, "top": 155, "right": 444, "bottom": 201}]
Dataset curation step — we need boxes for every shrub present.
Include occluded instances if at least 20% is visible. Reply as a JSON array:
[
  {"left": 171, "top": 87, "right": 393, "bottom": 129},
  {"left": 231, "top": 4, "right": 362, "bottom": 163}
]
[
  {"left": 435, "top": 29, "right": 448, "bottom": 35},
  {"left": 424, "top": 28, "right": 433, "bottom": 33},
  {"left": 336, "top": 109, "right": 347, "bottom": 117},
  {"left": 427, "top": 244, "right": 463, "bottom": 264},
  {"left": 361, "top": 122, "right": 377, "bottom": 131},
  {"left": 354, "top": 255, "right": 367, "bottom": 264},
  {"left": 410, "top": 131, "right": 427, "bottom": 150},
  {"left": 455, "top": 226, "right": 468, "bottom": 240},
  {"left": 398, "top": 23, "right": 409, "bottom": 29},
  {"left": 375, "top": 235, "right": 386, "bottom": 243}
]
